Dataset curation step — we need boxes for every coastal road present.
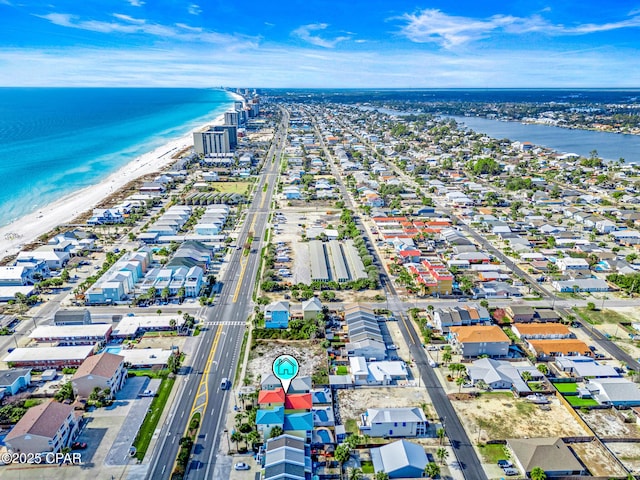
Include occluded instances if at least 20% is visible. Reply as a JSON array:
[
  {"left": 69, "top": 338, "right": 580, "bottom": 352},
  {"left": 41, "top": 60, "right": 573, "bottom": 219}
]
[
  {"left": 312, "top": 109, "right": 487, "bottom": 480},
  {"left": 145, "top": 109, "right": 289, "bottom": 480}
]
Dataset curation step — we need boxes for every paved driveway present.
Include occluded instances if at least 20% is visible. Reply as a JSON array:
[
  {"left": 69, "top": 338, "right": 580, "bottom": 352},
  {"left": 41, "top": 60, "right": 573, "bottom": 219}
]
[{"left": 104, "top": 377, "right": 154, "bottom": 466}]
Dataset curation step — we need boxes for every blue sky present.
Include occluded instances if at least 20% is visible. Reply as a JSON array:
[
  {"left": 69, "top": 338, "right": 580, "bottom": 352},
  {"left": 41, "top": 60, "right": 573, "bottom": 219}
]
[{"left": 1, "top": 1, "right": 640, "bottom": 87}]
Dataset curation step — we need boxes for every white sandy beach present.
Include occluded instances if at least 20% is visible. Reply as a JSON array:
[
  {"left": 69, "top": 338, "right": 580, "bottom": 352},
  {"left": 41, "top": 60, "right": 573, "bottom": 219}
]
[{"left": 0, "top": 111, "right": 231, "bottom": 259}]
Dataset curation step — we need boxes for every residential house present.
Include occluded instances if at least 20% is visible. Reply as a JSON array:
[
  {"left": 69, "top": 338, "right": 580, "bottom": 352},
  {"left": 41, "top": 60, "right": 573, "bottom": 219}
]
[
  {"left": 301, "top": 297, "right": 323, "bottom": 321},
  {"left": 511, "top": 323, "right": 573, "bottom": 340},
  {"left": 552, "top": 278, "right": 609, "bottom": 293},
  {"left": 431, "top": 304, "right": 490, "bottom": 333},
  {"left": 71, "top": 352, "right": 127, "bottom": 399},
  {"left": 526, "top": 339, "right": 592, "bottom": 359},
  {"left": 4, "top": 401, "right": 80, "bottom": 454},
  {"left": 370, "top": 440, "right": 428, "bottom": 479},
  {"left": 265, "top": 301, "right": 290, "bottom": 329},
  {"left": 505, "top": 306, "right": 536, "bottom": 323},
  {"left": 586, "top": 378, "right": 640, "bottom": 407},
  {"left": 359, "top": 407, "right": 428, "bottom": 438},
  {"left": 449, "top": 326, "right": 510, "bottom": 358},
  {"left": 555, "top": 356, "right": 620, "bottom": 379},
  {"left": 262, "top": 434, "right": 311, "bottom": 480},
  {"left": 258, "top": 388, "right": 286, "bottom": 408},
  {"left": 507, "top": 438, "right": 586, "bottom": 477},
  {"left": 467, "top": 358, "right": 542, "bottom": 393},
  {"left": 0, "top": 369, "right": 31, "bottom": 398},
  {"left": 3, "top": 345, "right": 95, "bottom": 368}
]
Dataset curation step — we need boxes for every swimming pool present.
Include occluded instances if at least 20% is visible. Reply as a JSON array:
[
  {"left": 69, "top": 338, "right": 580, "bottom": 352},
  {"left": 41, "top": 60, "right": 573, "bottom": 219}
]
[{"left": 104, "top": 346, "right": 122, "bottom": 355}]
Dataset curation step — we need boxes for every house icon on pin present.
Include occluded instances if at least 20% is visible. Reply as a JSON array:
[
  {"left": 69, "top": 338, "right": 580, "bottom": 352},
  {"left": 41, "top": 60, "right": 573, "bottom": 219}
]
[{"left": 275, "top": 356, "right": 296, "bottom": 377}]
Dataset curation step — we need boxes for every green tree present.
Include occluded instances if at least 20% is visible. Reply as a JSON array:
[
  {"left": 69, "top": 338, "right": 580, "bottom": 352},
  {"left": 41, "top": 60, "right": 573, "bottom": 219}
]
[
  {"left": 348, "top": 467, "right": 363, "bottom": 480},
  {"left": 335, "top": 443, "right": 351, "bottom": 479},
  {"left": 456, "top": 376, "right": 466, "bottom": 392},
  {"left": 442, "top": 351, "right": 452, "bottom": 365},
  {"left": 54, "top": 382, "right": 74, "bottom": 402},
  {"left": 436, "top": 447, "right": 449, "bottom": 465},
  {"left": 530, "top": 466, "right": 547, "bottom": 480},
  {"left": 230, "top": 431, "right": 243, "bottom": 452},
  {"left": 536, "top": 364, "right": 549, "bottom": 375},
  {"left": 436, "top": 427, "right": 446, "bottom": 445},
  {"left": 424, "top": 462, "right": 441, "bottom": 479},
  {"left": 521, "top": 371, "right": 532, "bottom": 383},
  {"left": 586, "top": 301, "right": 596, "bottom": 311},
  {"left": 374, "top": 472, "right": 390, "bottom": 480},
  {"left": 269, "top": 426, "right": 284, "bottom": 438}
]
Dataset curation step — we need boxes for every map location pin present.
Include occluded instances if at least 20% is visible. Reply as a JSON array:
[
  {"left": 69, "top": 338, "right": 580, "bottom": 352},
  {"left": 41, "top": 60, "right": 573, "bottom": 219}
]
[{"left": 272, "top": 354, "right": 299, "bottom": 393}]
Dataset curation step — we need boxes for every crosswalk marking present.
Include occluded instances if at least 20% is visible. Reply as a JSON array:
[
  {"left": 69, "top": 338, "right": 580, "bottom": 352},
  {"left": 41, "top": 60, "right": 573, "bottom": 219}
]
[{"left": 202, "top": 321, "right": 246, "bottom": 326}]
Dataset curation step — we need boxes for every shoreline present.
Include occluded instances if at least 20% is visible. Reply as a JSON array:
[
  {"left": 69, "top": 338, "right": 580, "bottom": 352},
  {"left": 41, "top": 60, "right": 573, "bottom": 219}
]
[{"left": 0, "top": 105, "right": 234, "bottom": 259}]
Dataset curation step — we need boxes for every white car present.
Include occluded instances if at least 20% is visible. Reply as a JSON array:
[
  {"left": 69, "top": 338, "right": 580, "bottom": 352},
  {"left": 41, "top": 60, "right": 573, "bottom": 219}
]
[{"left": 234, "top": 462, "right": 250, "bottom": 470}]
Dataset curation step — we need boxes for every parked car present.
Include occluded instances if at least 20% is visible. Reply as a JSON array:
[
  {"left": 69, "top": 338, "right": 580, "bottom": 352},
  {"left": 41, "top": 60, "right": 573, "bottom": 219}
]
[
  {"left": 503, "top": 468, "right": 519, "bottom": 476},
  {"left": 497, "top": 460, "right": 513, "bottom": 468},
  {"left": 71, "top": 442, "right": 87, "bottom": 450},
  {"left": 234, "top": 462, "right": 250, "bottom": 470}
]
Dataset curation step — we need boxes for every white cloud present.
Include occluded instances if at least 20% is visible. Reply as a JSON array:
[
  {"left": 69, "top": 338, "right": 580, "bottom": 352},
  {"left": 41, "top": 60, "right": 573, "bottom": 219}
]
[
  {"left": 398, "top": 9, "right": 640, "bottom": 48},
  {"left": 291, "top": 23, "right": 350, "bottom": 48},
  {"left": 112, "top": 13, "right": 146, "bottom": 24},
  {"left": 127, "top": 0, "right": 144, "bottom": 6},
  {"left": 1, "top": 43, "right": 639, "bottom": 88},
  {"left": 35, "top": 12, "right": 256, "bottom": 47},
  {"left": 188, "top": 4, "right": 201, "bottom": 16}
]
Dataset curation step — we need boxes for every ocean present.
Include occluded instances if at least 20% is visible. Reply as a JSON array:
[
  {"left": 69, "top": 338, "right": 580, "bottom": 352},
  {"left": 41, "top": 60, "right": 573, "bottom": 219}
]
[{"left": 0, "top": 88, "right": 235, "bottom": 227}]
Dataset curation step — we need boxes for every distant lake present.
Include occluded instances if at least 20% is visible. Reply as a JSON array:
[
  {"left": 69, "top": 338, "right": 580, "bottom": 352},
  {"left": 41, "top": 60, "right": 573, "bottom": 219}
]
[{"left": 446, "top": 115, "right": 640, "bottom": 163}]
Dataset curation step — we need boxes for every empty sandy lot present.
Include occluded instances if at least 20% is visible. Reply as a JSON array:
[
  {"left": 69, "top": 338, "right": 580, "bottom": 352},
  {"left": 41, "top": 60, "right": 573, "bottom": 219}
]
[
  {"left": 452, "top": 393, "right": 588, "bottom": 442},
  {"left": 579, "top": 408, "right": 640, "bottom": 438},
  {"left": 246, "top": 340, "right": 326, "bottom": 386},
  {"left": 337, "top": 387, "right": 434, "bottom": 422}
]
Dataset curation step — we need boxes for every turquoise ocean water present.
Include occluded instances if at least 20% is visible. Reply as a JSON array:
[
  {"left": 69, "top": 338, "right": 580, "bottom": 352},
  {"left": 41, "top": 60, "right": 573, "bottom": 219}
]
[{"left": 0, "top": 88, "right": 235, "bottom": 227}]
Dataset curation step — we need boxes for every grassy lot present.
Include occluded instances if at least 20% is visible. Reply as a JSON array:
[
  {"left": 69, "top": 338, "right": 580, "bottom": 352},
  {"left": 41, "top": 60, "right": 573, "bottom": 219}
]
[
  {"left": 361, "top": 461, "right": 374, "bottom": 474},
  {"left": 208, "top": 181, "right": 251, "bottom": 195},
  {"left": 132, "top": 376, "right": 175, "bottom": 461},
  {"left": 129, "top": 369, "right": 169, "bottom": 379},
  {"left": 574, "top": 307, "right": 630, "bottom": 326},
  {"left": 345, "top": 418, "right": 358, "bottom": 435},
  {"left": 336, "top": 366, "right": 348, "bottom": 375},
  {"left": 478, "top": 443, "right": 509, "bottom": 463},
  {"left": 565, "top": 396, "right": 599, "bottom": 407},
  {"left": 554, "top": 382, "right": 578, "bottom": 393}
]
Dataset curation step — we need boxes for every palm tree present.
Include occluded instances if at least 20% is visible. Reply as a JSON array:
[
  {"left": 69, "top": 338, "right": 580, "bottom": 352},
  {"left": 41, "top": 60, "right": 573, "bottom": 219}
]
[
  {"left": 536, "top": 364, "right": 549, "bottom": 376},
  {"left": 456, "top": 376, "right": 466, "bottom": 392},
  {"left": 521, "top": 370, "right": 532, "bottom": 383},
  {"left": 442, "top": 351, "right": 452, "bottom": 365},
  {"left": 374, "top": 472, "right": 390, "bottom": 480},
  {"left": 436, "top": 447, "right": 449, "bottom": 465},
  {"left": 436, "top": 427, "right": 446, "bottom": 445},
  {"left": 270, "top": 426, "right": 284, "bottom": 438},
  {"left": 530, "top": 466, "right": 547, "bottom": 480},
  {"left": 347, "top": 467, "right": 363, "bottom": 480},
  {"left": 230, "top": 431, "right": 242, "bottom": 453},
  {"left": 334, "top": 444, "right": 351, "bottom": 480},
  {"left": 424, "top": 461, "right": 441, "bottom": 479}
]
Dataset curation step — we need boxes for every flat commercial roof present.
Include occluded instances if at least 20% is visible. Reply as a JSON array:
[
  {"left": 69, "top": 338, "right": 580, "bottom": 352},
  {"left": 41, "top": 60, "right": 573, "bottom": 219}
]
[
  {"left": 309, "top": 240, "right": 329, "bottom": 281},
  {"left": 327, "top": 240, "right": 349, "bottom": 282},
  {"left": 343, "top": 239, "right": 367, "bottom": 280},
  {"left": 111, "top": 315, "right": 185, "bottom": 337},
  {"left": 3, "top": 345, "right": 94, "bottom": 362},
  {"left": 119, "top": 348, "right": 172, "bottom": 366},
  {"left": 30, "top": 324, "right": 112, "bottom": 340}
]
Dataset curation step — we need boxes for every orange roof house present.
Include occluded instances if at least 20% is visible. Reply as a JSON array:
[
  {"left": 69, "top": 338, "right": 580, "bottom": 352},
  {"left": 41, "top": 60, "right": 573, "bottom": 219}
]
[
  {"left": 526, "top": 339, "right": 592, "bottom": 359},
  {"left": 449, "top": 326, "right": 510, "bottom": 358},
  {"left": 258, "top": 388, "right": 285, "bottom": 406},
  {"left": 284, "top": 393, "right": 313, "bottom": 410}
]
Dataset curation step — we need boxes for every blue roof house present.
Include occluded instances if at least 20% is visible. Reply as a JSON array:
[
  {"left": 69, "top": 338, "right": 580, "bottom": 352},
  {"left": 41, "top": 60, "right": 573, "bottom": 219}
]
[
  {"left": 283, "top": 412, "right": 314, "bottom": 441},
  {"left": 256, "top": 406, "right": 285, "bottom": 440},
  {"left": 371, "top": 439, "right": 428, "bottom": 478},
  {"left": 265, "top": 301, "right": 290, "bottom": 329}
]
